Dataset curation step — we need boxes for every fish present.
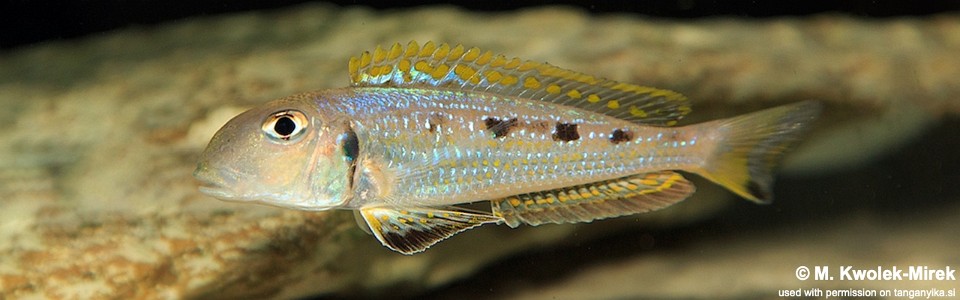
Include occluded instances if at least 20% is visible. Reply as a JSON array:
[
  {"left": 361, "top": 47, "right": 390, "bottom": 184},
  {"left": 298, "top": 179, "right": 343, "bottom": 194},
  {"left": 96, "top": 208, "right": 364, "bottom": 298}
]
[{"left": 194, "top": 41, "right": 821, "bottom": 255}]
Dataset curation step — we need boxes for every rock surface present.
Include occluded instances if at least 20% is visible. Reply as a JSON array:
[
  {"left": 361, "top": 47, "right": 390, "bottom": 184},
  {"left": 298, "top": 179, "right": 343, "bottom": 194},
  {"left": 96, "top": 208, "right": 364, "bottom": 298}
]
[
  {"left": 496, "top": 202, "right": 960, "bottom": 299},
  {"left": 0, "top": 3, "right": 957, "bottom": 299}
]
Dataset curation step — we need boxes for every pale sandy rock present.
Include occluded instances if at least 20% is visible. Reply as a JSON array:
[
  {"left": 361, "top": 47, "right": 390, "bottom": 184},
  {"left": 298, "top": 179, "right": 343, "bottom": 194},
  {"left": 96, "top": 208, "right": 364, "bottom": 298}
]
[
  {"left": 0, "top": 3, "right": 957, "bottom": 299},
  {"left": 500, "top": 202, "right": 960, "bottom": 300},
  {"left": 429, "top": 137, "right": 960, "bottom": 298}
]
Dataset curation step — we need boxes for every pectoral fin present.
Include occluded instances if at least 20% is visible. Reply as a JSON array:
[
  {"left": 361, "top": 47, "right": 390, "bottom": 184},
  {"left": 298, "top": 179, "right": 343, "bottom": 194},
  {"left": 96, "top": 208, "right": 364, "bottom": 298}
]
[
  {"left": 359, "top": 205, "right": 502, "bottom": 255},
  {"left": 492, "top": 171, "right": 695, "bottom": 227}
]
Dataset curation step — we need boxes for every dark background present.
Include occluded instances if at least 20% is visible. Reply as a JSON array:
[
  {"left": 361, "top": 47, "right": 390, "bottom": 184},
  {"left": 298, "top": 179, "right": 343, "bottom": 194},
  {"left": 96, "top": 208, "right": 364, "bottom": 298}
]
[{"left": 3, "top": 0, "right": 959, "bottom": 50}]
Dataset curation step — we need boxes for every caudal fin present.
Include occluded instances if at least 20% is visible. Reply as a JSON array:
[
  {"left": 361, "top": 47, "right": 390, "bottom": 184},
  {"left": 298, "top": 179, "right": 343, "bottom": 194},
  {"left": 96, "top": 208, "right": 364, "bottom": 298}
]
[{"left": 695, "top": 101, "right": 821, "bottom": 204}]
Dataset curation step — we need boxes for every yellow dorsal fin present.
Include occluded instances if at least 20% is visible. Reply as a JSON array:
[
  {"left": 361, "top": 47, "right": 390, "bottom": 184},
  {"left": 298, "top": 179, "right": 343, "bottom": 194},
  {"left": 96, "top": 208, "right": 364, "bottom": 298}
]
[{"left": 349, "top": 41, "right": 692, "bottom": 125}]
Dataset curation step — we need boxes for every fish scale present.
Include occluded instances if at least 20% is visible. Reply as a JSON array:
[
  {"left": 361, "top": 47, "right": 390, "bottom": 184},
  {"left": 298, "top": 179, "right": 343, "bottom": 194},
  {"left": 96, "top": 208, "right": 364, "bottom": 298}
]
[{"left": 194, "top": 41, "right": 820, "bottom": 254}]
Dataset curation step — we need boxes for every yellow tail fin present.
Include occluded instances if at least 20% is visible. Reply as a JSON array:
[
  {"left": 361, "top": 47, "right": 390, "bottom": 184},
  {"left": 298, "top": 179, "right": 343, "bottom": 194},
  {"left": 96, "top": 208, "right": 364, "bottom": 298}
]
[{"left": 695, "top": 101, "right": 821, "bottom": 204}]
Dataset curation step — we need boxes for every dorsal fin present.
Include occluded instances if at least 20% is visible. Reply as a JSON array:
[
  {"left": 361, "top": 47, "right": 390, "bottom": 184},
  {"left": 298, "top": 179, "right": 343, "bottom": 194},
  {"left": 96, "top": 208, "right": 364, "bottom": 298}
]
[{"left": 348, "top": 41, "right": 692, "bottom": 125}]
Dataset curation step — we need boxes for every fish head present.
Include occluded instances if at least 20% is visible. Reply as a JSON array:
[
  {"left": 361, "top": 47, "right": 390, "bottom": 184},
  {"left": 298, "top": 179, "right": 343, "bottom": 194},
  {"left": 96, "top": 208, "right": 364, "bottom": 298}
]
[{"left": 194, "top": 96, "right": 352, "bottom": 210}]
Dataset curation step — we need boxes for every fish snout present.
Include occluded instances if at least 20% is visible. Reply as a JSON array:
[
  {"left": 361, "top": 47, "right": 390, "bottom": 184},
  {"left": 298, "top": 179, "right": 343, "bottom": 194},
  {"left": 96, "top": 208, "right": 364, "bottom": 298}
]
[
  {"left": 193, "top": 161, "right": 215, "bottom": 185},
  {"left": 193, "top": 161, "right": 238, "bottom": 199}
]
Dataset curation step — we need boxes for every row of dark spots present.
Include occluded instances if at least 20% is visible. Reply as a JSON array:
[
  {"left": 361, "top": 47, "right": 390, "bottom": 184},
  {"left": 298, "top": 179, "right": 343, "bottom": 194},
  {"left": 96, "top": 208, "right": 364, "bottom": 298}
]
[
  {"left": 483, "top": 116, "right": 582, "bottom": 142},
  {"left": 547, "top": 123, "right": 637, "bottom": 145},
  {"left": 481, "top": 116, "right": 635, "bottom": 145}
]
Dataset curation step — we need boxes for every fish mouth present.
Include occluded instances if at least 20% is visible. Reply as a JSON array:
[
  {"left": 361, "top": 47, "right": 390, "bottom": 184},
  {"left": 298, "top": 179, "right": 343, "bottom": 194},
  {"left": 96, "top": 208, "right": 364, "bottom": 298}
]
[
  {"left": 197, "top": 182, "right": 233, "bottom": 198},
  {"left": 193, "top": 163, "right": 241, "bottom": 200}
]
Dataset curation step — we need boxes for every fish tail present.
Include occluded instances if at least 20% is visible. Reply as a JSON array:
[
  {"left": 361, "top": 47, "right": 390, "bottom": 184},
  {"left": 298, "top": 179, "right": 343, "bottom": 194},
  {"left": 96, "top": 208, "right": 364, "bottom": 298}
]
[{"left": 694, "top": 101, "right": 821, "bottom": 204}]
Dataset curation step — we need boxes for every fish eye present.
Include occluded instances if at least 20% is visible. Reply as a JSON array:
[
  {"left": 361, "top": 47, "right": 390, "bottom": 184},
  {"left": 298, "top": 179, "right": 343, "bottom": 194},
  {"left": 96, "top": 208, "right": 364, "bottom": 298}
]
[{"left": 262, "top": 110, "right": 308, "bottom": 142}]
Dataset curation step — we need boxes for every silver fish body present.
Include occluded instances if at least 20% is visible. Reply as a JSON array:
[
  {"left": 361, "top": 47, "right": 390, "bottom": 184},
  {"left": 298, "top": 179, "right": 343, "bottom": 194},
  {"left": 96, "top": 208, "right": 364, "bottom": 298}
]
[
  {"left": 195, "top": 41, "right": 820, "bottom": 254},
  {"left": 316, "top": 87, "right": 707, "bottom": 208}
]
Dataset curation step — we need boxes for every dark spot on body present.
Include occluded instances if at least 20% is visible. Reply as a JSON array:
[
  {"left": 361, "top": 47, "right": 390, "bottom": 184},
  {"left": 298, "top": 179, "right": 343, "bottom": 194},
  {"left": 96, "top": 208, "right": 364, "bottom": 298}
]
[
  {"left": 484, "top": 117, "right": 518, "bottom": 139},
  {"left": 426, "top": 112, "right": 446, "bottom": 133},
  {"left": 610, "top": 129, "right": 634, "bottom": 144},
  {"left": 529, "top": 121, "right": 552, "bottom": 132},
  {"left": 552, "top": 122, "right": 580, "bottom": 142},
  {"left": 668, "top": 131, "right": 680, "bottom": 141}
]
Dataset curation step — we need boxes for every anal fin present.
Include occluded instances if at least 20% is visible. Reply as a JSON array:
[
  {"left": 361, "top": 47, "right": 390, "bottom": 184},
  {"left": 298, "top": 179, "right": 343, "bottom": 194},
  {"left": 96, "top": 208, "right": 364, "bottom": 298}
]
[
  {"left": 359, "top": 205, "right": 502, "bottom": 255},
  {"left": 492, "top": 171, "right": 695, "bottom": 227}
]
